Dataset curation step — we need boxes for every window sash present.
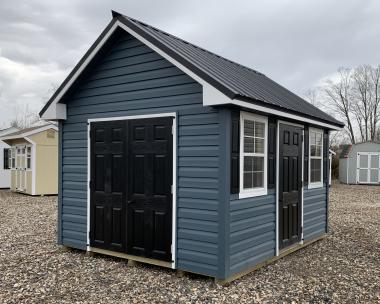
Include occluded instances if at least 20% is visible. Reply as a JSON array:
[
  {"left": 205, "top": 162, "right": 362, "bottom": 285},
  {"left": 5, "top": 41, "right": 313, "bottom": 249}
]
[
  {"left": 309, "top": 129, "right": 323, "bottom": 186},
  {"left": 239, "top": 112, "right": 268, "bottom": 198}
]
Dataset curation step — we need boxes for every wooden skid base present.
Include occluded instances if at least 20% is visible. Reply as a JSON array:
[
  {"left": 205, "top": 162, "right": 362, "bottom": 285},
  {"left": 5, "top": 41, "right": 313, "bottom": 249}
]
[{"left": 88, "top": 247, "right": 172, "bottom": 269}]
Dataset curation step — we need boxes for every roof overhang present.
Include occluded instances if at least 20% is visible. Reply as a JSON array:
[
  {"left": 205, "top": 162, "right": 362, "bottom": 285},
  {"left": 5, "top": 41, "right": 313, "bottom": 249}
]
[
  {"left": 0, "top": 125, "right": 58, "bottom": 141},
  {"left": 39, "top": 15, "right": 343, "bottom": 131}
]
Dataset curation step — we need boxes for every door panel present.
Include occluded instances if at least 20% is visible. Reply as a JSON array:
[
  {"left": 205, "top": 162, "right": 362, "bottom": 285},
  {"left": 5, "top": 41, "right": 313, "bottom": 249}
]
[
  {"left": 279, "top": 123, "right": 303, "bottom": 250},
  {"left": 127, "top": 117, "right": 173, "bottom": 262},
  {"left": 90, "top": 120, "right": 127, "bottom": 252},
  {"left": 90, "top": 117, "right": 173, "bottom": 261},
  {"left": 357, "top": 153, "right": 380, "bottom": 184}
]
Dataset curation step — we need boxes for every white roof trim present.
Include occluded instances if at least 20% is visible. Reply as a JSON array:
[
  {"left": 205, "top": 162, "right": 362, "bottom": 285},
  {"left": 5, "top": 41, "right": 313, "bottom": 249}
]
[
  {"left": 0, "top": 125, "right": 58, "bottom": 141},
  {"left": 40, "top": 19, "right": 342, "bottom": 130},
  {"left": 232, "top": 99, "right": 342, "bottom": 131}
]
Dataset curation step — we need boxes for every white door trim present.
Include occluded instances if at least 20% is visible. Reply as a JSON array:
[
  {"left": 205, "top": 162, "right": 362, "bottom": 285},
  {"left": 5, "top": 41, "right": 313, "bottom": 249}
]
[
  {"left": 276, "top": 121, "right": 304, "bottom": 256},
  {"left": 86, "top": 112, "right": 177, "bottom": 269}
]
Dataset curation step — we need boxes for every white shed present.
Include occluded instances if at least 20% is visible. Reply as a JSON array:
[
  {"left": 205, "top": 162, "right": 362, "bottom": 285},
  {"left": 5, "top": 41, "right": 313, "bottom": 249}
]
[
  {"left": 0, "top": 127, "right": 20, "bottom": 188},
  {"left": 339, "top": 142, "right": 380, "bottom": 185}
]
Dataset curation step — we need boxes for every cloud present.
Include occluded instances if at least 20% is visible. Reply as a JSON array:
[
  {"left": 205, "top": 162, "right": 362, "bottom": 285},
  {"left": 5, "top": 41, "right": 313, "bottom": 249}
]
[{"left": 0, "top": 0, "right": 379, "bottom": 127}]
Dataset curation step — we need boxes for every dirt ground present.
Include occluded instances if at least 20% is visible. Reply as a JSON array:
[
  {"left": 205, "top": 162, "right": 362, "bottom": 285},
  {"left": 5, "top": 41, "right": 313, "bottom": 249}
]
[{"left": 0, "top": 182, "right": 379, "bottom": 303}]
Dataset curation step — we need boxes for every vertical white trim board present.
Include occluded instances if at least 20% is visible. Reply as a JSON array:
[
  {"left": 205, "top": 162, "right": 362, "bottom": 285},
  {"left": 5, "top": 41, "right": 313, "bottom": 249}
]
[{"left": 86, "top": 112, "right": 177, "bottom": 269}]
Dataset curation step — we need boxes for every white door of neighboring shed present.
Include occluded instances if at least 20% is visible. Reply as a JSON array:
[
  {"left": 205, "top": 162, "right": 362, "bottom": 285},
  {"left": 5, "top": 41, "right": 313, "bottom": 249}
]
[{"left": 357, "top": 152, "right": 380, "bottom": 184}]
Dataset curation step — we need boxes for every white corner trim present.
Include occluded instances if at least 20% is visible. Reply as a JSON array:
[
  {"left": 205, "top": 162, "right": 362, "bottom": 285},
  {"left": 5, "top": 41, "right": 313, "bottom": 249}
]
[{"left": 86, "top": 112, "right": 177, "bottom": 269}]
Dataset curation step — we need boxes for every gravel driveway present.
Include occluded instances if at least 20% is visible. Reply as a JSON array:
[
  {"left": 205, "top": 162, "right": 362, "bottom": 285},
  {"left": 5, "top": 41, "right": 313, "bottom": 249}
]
[{"left": 0, "top": 183, "right": 379, "bottom": 303}]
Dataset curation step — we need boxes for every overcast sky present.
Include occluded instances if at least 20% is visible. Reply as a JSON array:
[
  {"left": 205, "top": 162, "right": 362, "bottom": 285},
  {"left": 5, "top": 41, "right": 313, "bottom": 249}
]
[{"left": 0, "top": 0, "right": 379, "bottom": 127}]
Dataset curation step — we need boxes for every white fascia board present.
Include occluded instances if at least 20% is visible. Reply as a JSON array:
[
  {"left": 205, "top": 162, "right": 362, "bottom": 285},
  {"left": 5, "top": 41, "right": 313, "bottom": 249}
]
[{"left": 232, "top": 99, "right": 342, "bottom": 131}]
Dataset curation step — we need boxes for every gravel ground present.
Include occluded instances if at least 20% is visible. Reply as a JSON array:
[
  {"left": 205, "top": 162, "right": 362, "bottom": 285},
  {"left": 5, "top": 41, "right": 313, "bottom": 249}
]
[{"left": 0, "top": 183, "right": 379, "bottom": 303}]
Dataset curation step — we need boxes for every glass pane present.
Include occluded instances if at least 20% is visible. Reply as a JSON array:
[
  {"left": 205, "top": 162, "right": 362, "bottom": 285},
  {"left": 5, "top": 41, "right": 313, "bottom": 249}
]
[
  {"left": 370, "top": 155, "right": 379, "bottom": 169},
  {"left": 315, "top": 146, "right": 321, "bottom": 157},
  {"left": 27, "top": 158, "right": 31, "bottom": 169},
  {"left": 311, "top": 158, "right": 321, "bottom": 171},
  {"left": 253, "top": 171, "right": 264, "bottom": 188},
  {"left": 254, "top": 137, "right": 264, "bottom": 153},
  {"left": 359, "top": 169, "right": 368, "bottom": 182},
  {"left": 315, "top": 133, "right": 322, "bottom": 146},
  {"left": 244, "top": 120, "right": 254, "bottom": 137},
  {"left": 311, "top": 159, "right": 321, "bottom": 183},
  {"left": 310, "top": 132, "right": 316, "bottom": 146},
  {"left": 243, "top": 172, "right": 253, "bottom": 189},
  {"left": 255, "top": 122, "right": 265, "bottom": 138},
  {"left": 310, "top": 145, "right": 316, "bottom": 157},
  {"left": 244, "top": 156, "right": 253, "bottom": 171},
  {"left": 253, "top": 156, "right": 264, "bottom": 171},
  {"left": 359, "top": 155, "right": 368, "bottom": 168},
  {"left": 370, "top": 169, "right": 379, "bottom": 183},
  {"left": 244, "top": 137, "right": 254, "bottom": 153}
]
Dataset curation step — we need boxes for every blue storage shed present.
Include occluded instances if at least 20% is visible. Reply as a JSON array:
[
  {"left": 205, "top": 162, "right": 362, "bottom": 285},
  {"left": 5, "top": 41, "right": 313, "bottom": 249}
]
[{"left": 40, "top": 11, "right": 344, "bottom": 283}]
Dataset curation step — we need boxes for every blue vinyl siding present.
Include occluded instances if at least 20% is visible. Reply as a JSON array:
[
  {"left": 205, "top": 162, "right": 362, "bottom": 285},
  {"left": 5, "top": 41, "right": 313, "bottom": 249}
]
[
  {"left": 59, "top": 32, "right": 222, "bottom": 277},
  {"left": 303, "top": 186, "right": 327, "bottom": 241},
  {"left": 228, "top": 190, "right": 276, "bottom": 276}
]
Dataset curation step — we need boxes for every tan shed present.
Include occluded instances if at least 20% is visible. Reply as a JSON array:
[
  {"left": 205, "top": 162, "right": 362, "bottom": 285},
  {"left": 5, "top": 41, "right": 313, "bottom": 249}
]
[{"left": 0, "top": 124, "right": 58, "bottom": 195}]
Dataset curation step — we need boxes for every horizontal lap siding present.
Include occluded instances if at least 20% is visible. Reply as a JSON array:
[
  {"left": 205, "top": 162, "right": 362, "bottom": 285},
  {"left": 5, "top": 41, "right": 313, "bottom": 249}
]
[
  {"left": 228, "top": 190, "right": 276, "bottom": 276},
  {"left": 303, "top": 186, "right": 327, "bottom": 241},
  {"left": 60, "top": 32, "right": 221, "bottom": 277}
]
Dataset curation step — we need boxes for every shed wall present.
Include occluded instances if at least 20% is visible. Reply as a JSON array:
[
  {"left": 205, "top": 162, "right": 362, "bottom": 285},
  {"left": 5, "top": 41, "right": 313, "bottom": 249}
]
[
  {"left": 228, "top": 191, "right": 276, "bottom": 276},
  {"left": 59, "top": 32, "right": 224, "bottom": 277},
  {"left": 303, "top": 186, "right": 327, "bottom": 241}
]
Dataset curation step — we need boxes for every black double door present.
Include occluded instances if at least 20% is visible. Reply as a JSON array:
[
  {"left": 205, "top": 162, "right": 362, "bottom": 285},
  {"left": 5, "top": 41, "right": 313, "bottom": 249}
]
[
  {"left": 90, "top": 117, "right": 173, "bottom": 262},
  {"left": 279, "top": 123, "right": 303, "bottom": 250}
]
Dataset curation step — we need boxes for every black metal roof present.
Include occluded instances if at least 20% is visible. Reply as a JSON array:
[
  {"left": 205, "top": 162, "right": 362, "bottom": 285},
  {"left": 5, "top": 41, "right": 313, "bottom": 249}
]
[
  {"left": 40, "top": 11, "right": 344, "bottom": 128},
  {"left": 113, "top": 12, "right": 343, "bottom": 127}
]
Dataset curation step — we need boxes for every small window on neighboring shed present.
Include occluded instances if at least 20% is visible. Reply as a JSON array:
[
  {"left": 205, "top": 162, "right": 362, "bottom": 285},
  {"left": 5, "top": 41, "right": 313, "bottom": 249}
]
[
  {"left": 26, "top": 146, "right": 32, "bottom": 169},
  {"left": 239, "top": 112, "right": 268, "bottom": 198},
  {"left": 11, "top": 147, "right": 16, "bottom": 169},
  {"left": 309, "top": 128, "right": 323, "bottom": 188},
  {"left": 3, "top": 148, "right": 10, "bottom": 169}
]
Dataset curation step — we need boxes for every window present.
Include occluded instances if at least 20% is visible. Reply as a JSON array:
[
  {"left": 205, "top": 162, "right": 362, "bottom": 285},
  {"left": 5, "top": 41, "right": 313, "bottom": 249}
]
[
  {"left": 239, "top": 112, "right": 268, "bottom": 198},
  {"left": 10, "top": 148, "right": 16, "bottom": 169},
  {"left": 309, "top": 128, "right": 323, "bottom": 188},
  {"left": 27, "top": 146, "right": 32, "bottom": 169},
  {"left": 3, "top": 148, "right": 10, "bottom": 169}
]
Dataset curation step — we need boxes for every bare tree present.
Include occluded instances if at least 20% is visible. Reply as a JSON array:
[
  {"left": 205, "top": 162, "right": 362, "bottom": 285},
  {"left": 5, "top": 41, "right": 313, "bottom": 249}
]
[
  {"left": 351, "top": 65, "right": 380, "bottom": 142},
  {"left": 370, "top": 65, "right": 380, "bottom": 140},
  {"left": 10, "top": 104, "right": 40, "bottom": 129},
  {"left": 323, "top": 68, "right": 356, "bottom": 144},
  {"left": 304, "top": 88, "right": 320, "bottom": 107}
]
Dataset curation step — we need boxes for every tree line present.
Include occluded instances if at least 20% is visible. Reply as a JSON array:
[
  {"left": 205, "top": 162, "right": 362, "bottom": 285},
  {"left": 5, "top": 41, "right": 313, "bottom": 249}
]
[{"left": 308, "top": 64, "right": 380, "bottom": 144}]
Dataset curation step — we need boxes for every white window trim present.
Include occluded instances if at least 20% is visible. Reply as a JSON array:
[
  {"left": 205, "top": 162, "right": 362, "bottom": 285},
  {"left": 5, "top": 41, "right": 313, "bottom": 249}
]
[
  {"left": 308, "top": 127, "right": 324, "bottom": 189},
  {"left": 239, "top": 111, "right": 268, "bottom": 199}
]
